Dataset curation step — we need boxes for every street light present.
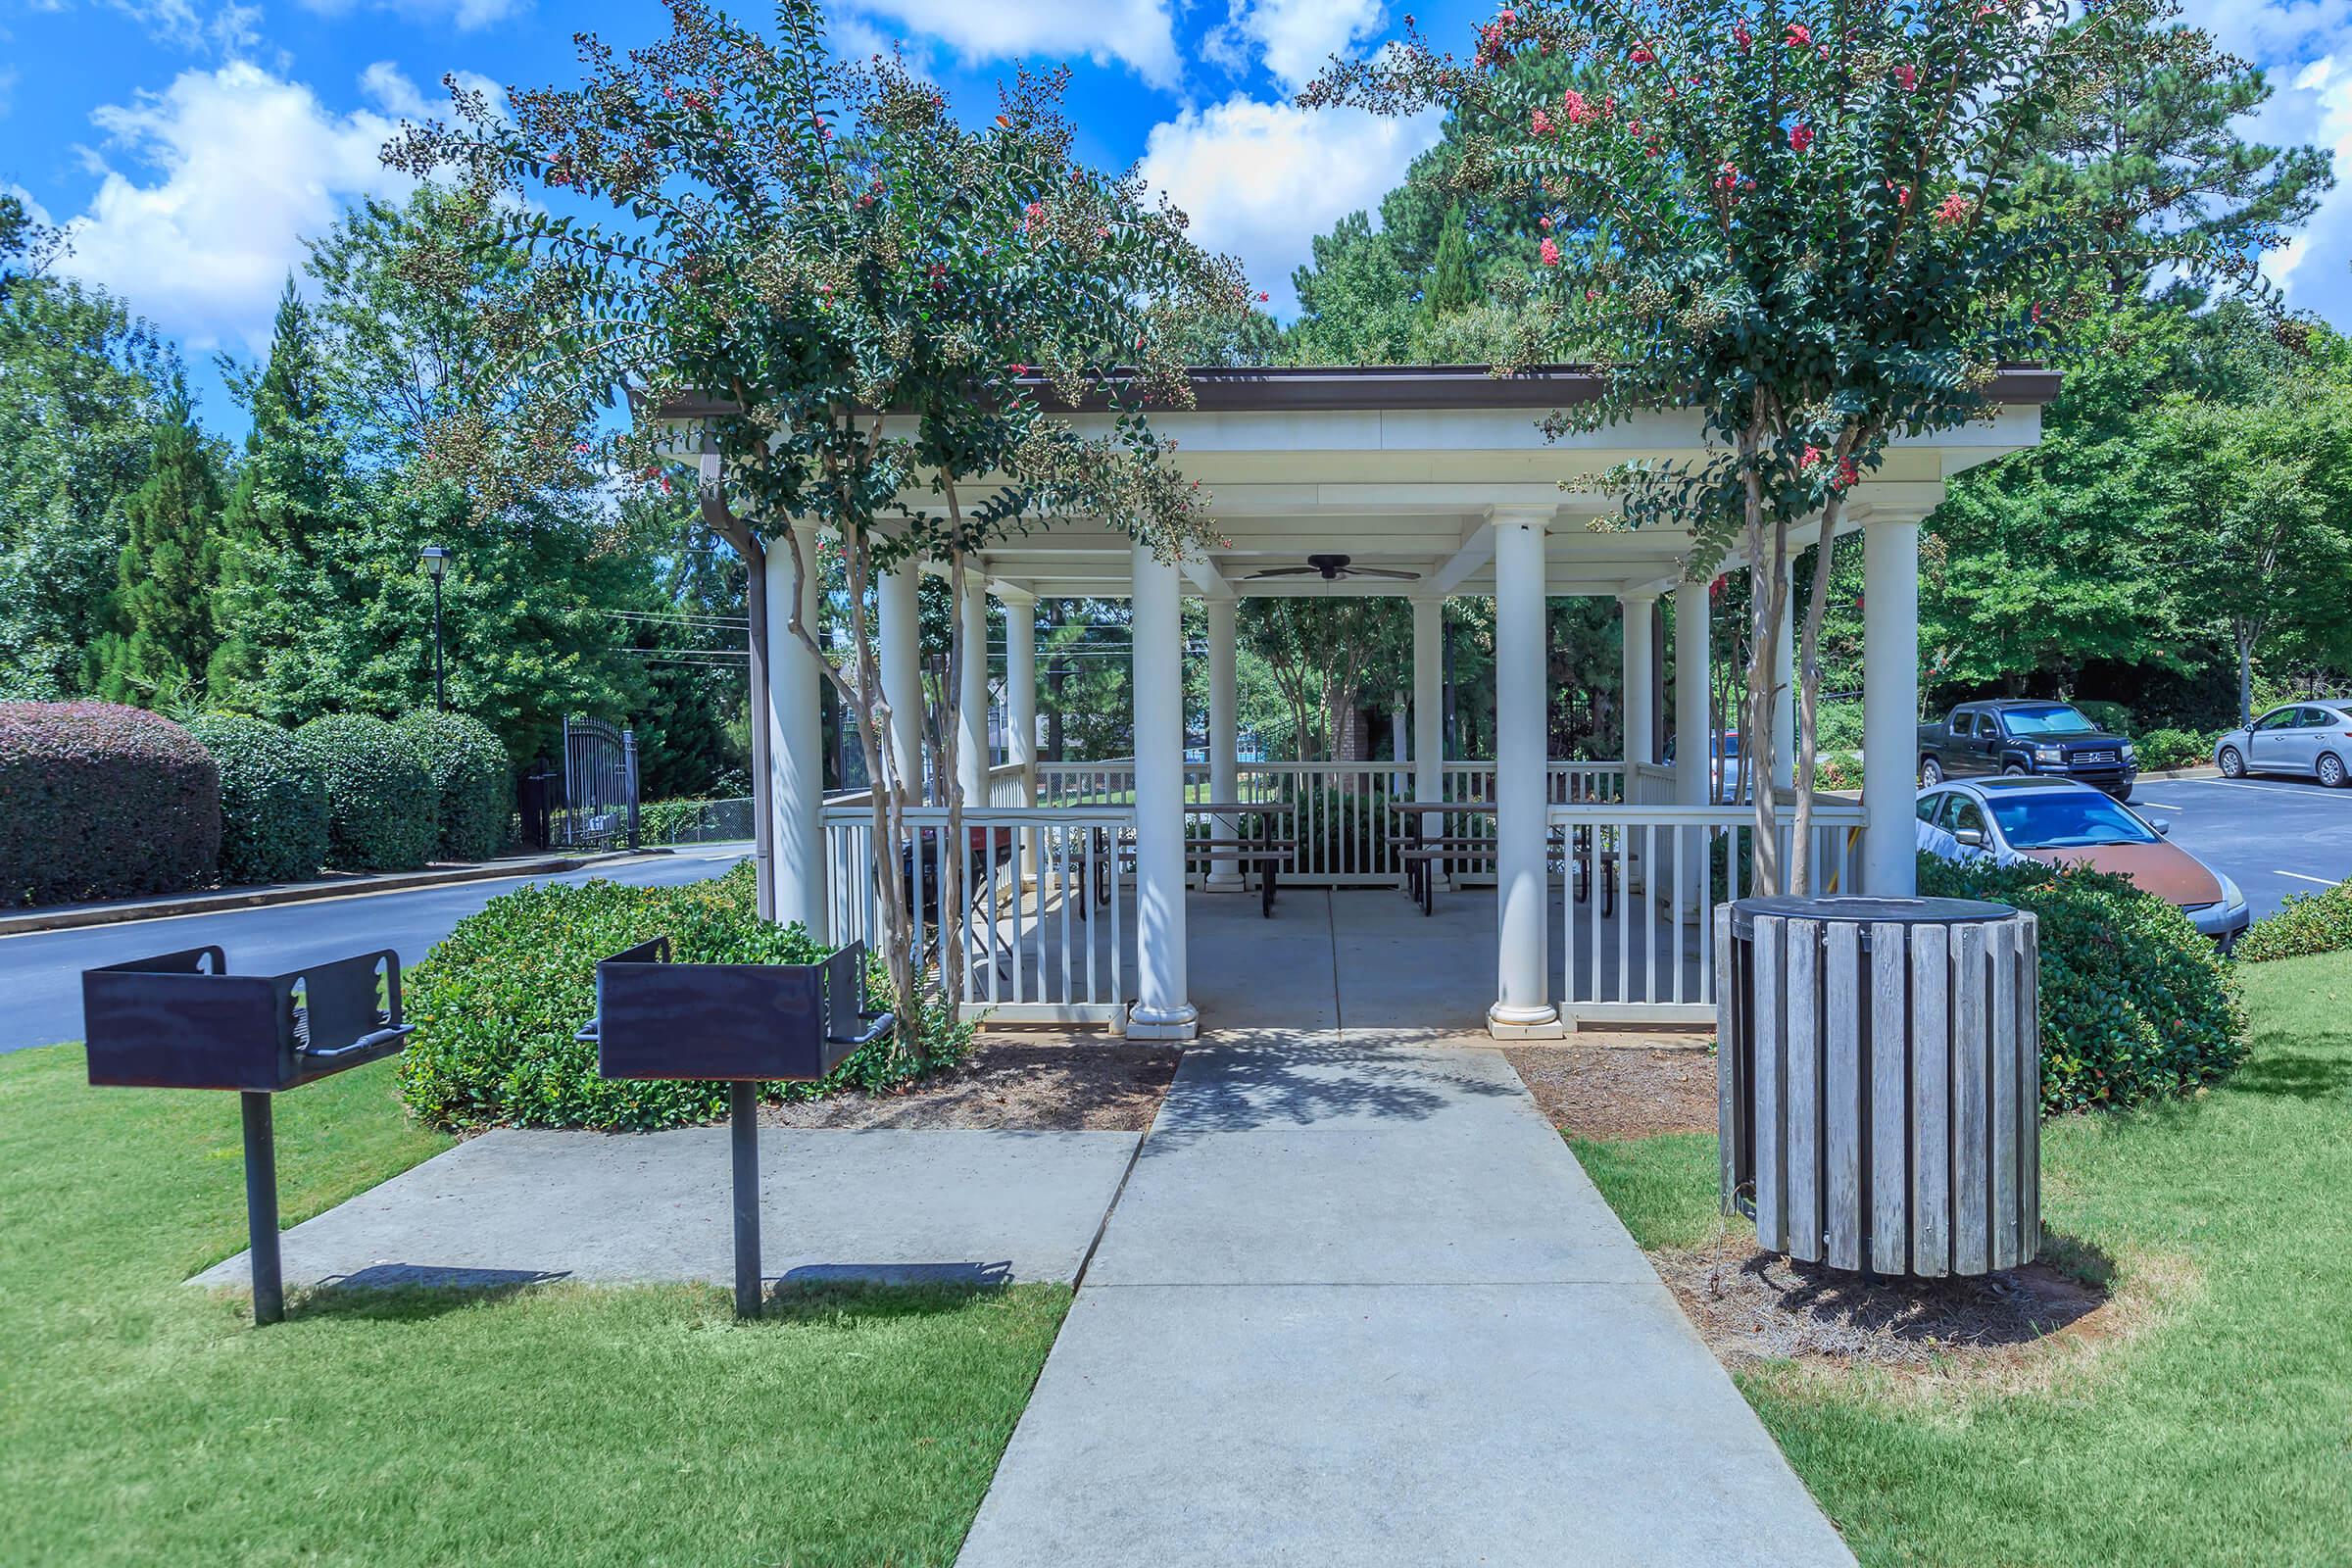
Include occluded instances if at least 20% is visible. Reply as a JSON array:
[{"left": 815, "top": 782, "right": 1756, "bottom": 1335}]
[{"left": 418, "top": 546, "right": 451, "bottom": 711}]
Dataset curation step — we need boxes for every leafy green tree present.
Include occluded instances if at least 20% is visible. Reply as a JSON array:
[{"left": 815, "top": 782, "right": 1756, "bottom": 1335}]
[
  {"left": 0, "top": 278, "right": 179, "bottom": 698},
  {"left": 1310, "top": 0, "right": 2269, "bottom": 891},
  {"left": 390, "top": 0, "right": 1248, "bottom": 1047},
  {"left": 2139, "top": 378, "right": 2352, "bottom": 723},
  {"left": 91, "top": 385, "right": 226, "bottom": 703},
  {"left": 1286, "top": 213, "right": 1422, "bottom": 365},
  {"left": 1424, "top": 201, "right": 1478, "bottom": 318}
]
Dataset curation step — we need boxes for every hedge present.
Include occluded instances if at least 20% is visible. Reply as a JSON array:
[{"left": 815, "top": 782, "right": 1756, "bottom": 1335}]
[
  {"left": 2238, "top": 881, "right": 2352, "bottom": 963},
  {"left": 0, "top": 702, "right": 220, "bottom": 906},
  {"left": 1918, "top": 853, "right": 2245, "bottom": 1113},
  {"left": 186, "top": 713, "right": 329, "bottom": 885},
  {"left": 2137, "top": 727, "right": 2216, "bottom": 772},
  {"left": 396, "top": 710, "right": 512, "bottom": 861},
  {"left": 294, "top": 713, "right": 439, "bottom": 872},
  {"left": 398, "top": 860, "right": 973, "bottom": 1131}
]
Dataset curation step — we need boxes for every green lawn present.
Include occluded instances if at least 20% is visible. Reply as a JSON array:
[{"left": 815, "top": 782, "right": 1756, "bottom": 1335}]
[
  {"left": 0, "top": 1044, "right": 1066, "bottom": 1567},
  {"left": 1575, "top": 950, "right": 2352, "bottom": 1567}
]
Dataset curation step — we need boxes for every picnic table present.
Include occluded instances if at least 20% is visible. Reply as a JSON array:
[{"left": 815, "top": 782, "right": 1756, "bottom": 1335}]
[
  {"left": 1184, "top": 799, "right": 1295, "bottom": 917},
  {"left": 1389, "top": 800, "right": 1496, "bottom": 916},
  {"left": 902, "top": 823, "right": 1020, "bottom": 977}
]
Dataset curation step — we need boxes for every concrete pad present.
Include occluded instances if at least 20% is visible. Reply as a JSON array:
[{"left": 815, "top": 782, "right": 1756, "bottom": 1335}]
[
  {"left": 957, "top": 1043, "right": 1852, "bottom": 1566},
  {"left": 957, "top": 1282, "right": 1852, "bottom": 1568},
  {"left": 190, "top": 1127, "right": 1137, "bottom": 1293}
]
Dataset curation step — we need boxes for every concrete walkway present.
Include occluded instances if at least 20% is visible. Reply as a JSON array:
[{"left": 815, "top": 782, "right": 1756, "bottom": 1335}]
[
  {"left": 191, "top": 1127, "right": 1136, "bottom": 1293},
  {"left": 957, "top": 1043, "right": 1853, "bottom": 1566}
]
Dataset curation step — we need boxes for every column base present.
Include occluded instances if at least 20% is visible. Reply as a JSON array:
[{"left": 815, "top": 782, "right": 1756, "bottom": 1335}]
[
  {"left": 1203, "top": 872, "right": 1248, "bottom": 892},
  {"left": 1126, "top": 1002, "right": 1200, "bottom": 1042},
  {"left": 1487, "top": 1002, "right": 1564, "bottom": 1041}
]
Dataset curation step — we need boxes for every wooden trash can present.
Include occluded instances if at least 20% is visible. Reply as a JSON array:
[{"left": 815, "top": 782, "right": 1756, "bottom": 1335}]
[{"left": 1715, "top": 896, "right": 2041, "bottom": 1278}]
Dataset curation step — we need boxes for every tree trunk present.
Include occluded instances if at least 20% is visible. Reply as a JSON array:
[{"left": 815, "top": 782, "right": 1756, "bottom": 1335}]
[{"left": 2237, "top": 625, "right": 2256, "bottom": 727}]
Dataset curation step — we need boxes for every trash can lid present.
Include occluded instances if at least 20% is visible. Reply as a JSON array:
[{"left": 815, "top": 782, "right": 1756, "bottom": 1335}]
[{"left": 1730, "top": 894, "right": 2015, "bottom": 936}]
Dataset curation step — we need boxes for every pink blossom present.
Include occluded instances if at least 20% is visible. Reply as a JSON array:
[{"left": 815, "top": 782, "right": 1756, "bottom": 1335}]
[
  {"left": 1784, "top": 22, "right": 1811, "bottom": 47},
  {"left": 1800, "top": 445, "right": 1825, "bottom": 470},
  {"left": 1788, "top": 122, "right": 1813, "bottom": 152},
  {"left": 1562, "top": 88, "right": 1592, "bottom": 123},
  {"left": 1007, "top": 363, "right": 1030, "bottom": 375},
  {"left": 1257, "top": 291, "right": 1271, "bottom": 303},
  {"left": 1539, "top": 237, "right": 1562, "bottom": 267},
  {"left": 1630, "top": 44, "right": 1654, "bottom": 64},
  {"left": 1836, "top": 457, "right": 1859, "bottom": 489},
  {"left": 1539, "top": 215, "right": 1553, "bottom": 230},
  {"left": 1733, "top": 22, "right": 1751, "bottom": 51},
  {"left": 1531, "top": 107, "right": 1554, "bottom": 135},
  {"left": 1893, "top": 64, "right": 1917, "bottom": 91},
  {"left": 1935, "top": 190, "right": 1972, "bottom": 224}
]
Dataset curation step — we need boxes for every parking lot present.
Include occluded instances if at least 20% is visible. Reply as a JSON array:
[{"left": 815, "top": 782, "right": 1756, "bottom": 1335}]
[{"left": 2129, "top": 774, "right": 2352, "bottom": 921}]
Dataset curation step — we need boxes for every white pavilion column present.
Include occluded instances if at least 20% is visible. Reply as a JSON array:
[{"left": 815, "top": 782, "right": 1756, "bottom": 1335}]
[
  {"left": 956, "top": 572, "right": 990, "bottom": 806},
  {"left": 1674, "top": 578, "right": 1712, "bottom": 917},
  {"left": 1204, "top": 596, "right": 1243, "bottom": 890},
  {"left": 1002, "top": 588, "right": 1039, "bottom": 885},
  {"left": 762, "top": 524, "right": 828, "bottom": 932},
  {"left": 1412, "top": 595, "right": 1448, "bottom": 891},
  {"left": 1770, "top": 555, "right": 1796, "bottom": 793},
  {"left": 1128, "top": 542, "right": 1197, "bottom": 1039},
  {"left": 1489, "top": 511, "right": 1558, "bottom": 1038},
  {"left": 1861, "top": 515, "right": 1923, "bottom": 896},
  {"left": 878, "top": 563, "right": 925, "bottom": 803},
  {"left": 1618, "top": 591, "right": 1655, "bottom": 800}
]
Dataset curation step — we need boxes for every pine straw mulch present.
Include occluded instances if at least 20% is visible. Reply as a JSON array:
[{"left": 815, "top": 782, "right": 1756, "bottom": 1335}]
[
  {"left": 1504, "top": 1040, "right": 1720, "bottom": 1140},
  {"left": 760, "top": 1036, "right": 1182, "bottom": 1132}
]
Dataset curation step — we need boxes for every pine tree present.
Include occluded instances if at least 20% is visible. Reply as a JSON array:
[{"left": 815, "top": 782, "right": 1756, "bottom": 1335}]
[
  {"left": 208, "top": 277, "right": 345, "bottom": 703},
  {"left": 92, "top": 383, "right": 225, "bottom": 704},
  {"left": 1424, "top": 202, "right": 1477, "bottom": 318}
]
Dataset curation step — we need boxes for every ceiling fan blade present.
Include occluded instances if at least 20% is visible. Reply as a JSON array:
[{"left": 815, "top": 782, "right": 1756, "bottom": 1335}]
[
  {"left": 1347, "top": 566, "right": 1423, "bottom": 580},
  {"left": 1244, "top": 566, "right": 1319, "bottom": 578}
]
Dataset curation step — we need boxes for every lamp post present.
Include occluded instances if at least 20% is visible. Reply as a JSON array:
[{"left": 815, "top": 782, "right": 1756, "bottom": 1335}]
[{"left": 418, "top": 546, "right": 450, "bottom": 711}]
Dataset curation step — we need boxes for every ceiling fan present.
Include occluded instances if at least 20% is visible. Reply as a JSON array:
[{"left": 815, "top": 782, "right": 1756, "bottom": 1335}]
[{"left": 1244, "top": 553, "right": 1421, "bottom": 583}]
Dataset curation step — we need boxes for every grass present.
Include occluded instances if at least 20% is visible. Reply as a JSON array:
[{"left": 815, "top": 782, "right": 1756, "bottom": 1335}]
[
  {"left": 0, "top": 1044, "right": 1067, "bottom": 1567},
  {"left": 1573, "top": 950, "right": 2352, "bottom": 1567}
]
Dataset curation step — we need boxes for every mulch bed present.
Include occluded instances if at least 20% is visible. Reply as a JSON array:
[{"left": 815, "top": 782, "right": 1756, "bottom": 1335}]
[
  {"left": 1652, "top": 1233, "right": 2114, "bottom": 1370},
  {"left": 761, "top": 1037, "right": 1181, "bottom": 1131},
  {"left": 1504, "top": 1042, "right": 1719, "bottom": 1140}
]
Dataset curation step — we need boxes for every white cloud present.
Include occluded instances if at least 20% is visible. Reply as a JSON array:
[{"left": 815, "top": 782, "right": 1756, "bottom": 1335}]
[
  {"left": 1212, "top": 0, "right": 1387, "bottom": 92},
  {"left": 1139, "top": 94, "right": 1440, "bottom": 312},
  {"left": 57, "top": 61, "right": 416, "bottom": 352},
  {"left": 839, "top": 0, "right": 1179, "bottom": 88}
]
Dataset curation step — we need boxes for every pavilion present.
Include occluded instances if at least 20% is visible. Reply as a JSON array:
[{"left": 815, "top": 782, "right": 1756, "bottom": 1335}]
[{"left": 705, "top": 365, "right": 2057, "bottom": 1041}]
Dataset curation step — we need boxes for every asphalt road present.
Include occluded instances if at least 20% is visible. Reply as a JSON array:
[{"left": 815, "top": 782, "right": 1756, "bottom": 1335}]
[
  {"left": 2129, "top": 774, "right": 2352, "bottom": 921},
  {"left": 0, "top": 843, "right": 751, "bottom": 1055}
]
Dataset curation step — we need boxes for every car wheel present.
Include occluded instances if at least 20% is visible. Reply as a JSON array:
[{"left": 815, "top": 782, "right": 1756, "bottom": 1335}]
[
  {"left": 1920, "top": 757, "right": 1944, "bottom": 787},
  {"left": 2109, "top": 784, "right": 2133, "bottom": 804},
  {"left": 2219, "top": 745, "right": 2246, "bottom": 779},
  {"left": 2001, "top": 763, "right": 2028, "bottom": 777},
  {"left": 2322, "top": 753, "right": 2347, "bottom": 790}
]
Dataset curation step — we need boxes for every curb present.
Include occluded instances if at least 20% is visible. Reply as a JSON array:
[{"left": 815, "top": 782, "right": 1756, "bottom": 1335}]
[
  {"left": 2134, "top": 766, "right": 2222, "bottom": 782},
  {"left": 0, "top": 852, "right": 664, "bottom": 938}
]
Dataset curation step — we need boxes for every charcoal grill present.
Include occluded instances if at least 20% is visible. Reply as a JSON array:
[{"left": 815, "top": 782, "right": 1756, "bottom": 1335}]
[
  {"left": 82, "top": 946, "right": 415, "bottom": 1324},
  {"left": 577, "top": 937, "right": 894, "bottom": 1316}
]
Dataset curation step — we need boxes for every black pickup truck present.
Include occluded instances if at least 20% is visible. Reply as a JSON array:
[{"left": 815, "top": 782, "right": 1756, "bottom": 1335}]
[{"left": 1917, "top": 700, "right": 2138, "bottom": 801}]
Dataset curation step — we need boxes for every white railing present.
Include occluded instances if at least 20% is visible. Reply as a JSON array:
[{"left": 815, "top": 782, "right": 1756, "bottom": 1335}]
[
  {"left": 1548, "top": 800, "right": 1869, "bottom": 1024},
  {"left": 820, "top": 804, "right": 1134, "bottom": 1028},
  {"left": 985, "top": 760, "right": 1030, "bottom": 808}
]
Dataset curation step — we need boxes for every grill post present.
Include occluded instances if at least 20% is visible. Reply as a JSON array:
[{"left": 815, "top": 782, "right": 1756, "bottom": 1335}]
[
  {"left": 240, "top": 1092, "right": 284, "bottom": 1326},
  {"left": 729, "top": 1081, "right": 761, "bottom": 1318}
]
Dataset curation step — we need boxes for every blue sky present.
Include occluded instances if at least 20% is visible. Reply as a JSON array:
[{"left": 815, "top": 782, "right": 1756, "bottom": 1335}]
[{"left": 7, "top": 0, "right": 2352, "bottom": 435}]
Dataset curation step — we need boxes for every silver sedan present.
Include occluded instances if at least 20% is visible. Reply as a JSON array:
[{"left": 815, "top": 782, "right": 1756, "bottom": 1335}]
[{"left": 2215, "top": 703, "right": 2352, "bottom": 787}]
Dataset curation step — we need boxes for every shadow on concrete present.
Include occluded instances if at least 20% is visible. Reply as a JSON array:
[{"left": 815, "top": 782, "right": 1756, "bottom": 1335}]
[
  {"left": 779, "top": 1260, "right": 1014, "bottom": 1289},
  {"left": 1144, "top": 1041, "right": 1524, "bottom": 1149}
]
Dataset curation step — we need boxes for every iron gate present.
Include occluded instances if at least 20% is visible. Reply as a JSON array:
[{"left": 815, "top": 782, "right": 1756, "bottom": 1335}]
[{"left": 560, "top": 716, "right": 640, "bottom": 850}]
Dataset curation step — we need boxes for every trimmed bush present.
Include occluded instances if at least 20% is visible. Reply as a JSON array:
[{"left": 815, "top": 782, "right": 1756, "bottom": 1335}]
[
  {"left": 1918, "top": 853, "right": 2245, "bottom": 1113},
  {"left": 0, "top": 702, "right": 220, "bottom": 906},
  {"left": 396, "top": 710, "right": 512, "bottom": 861},
  {"left": 2074, "top": 699, "right": 2135, "bottom": 737},
  {"left": 399, "top": 860, "right": 972, "bottom": 1131},
  {"left": 2137, "top": 727, "right": 2216, "bottom": 772},
  {"left": 186, "top": 713, "right": 328, "bottom": 885},
  {"left": 2239, "top": 881, "right": 2352, "bottom": 963},
  {"left": 294, "top": 713, "right": 438, "bottom": 872}
]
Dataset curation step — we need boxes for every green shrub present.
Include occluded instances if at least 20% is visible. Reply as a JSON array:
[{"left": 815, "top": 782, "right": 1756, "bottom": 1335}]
[
  {"left": 2074, "top": 699, "right": 2134, "bottom": 737},
  {"left": 396, "top": 710, "right": 512, "bottom": 861},
  {"left": 0, "top": 702, "right": 220, "bottom": 906},
  {"left": 399, "top": 860, "right": 973, "bottom": 1131},
  {"left": 1815, "top": 699, "right": 1865, "bottom": 755},
  {"left": 1918, "top": 853, "right": 2245, "bottom": 1113},
  {"left": 186, "top": 713, "right": 328, "bottom": 885},
  {"left": 294, "top": 713, "right": 438, "bottom": 872},
  {"left": 2137, "top": 727, "right": 2216, "bottom": 771},
  {"left": 2239, "top": 881, "right": 2352, "bottom": 963}
]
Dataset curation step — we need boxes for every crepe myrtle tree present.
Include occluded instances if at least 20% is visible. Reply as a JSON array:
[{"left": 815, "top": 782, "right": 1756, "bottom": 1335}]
[
  {"left": 388, "top": 0, "right": 1251, "bottom": 1050},
  {"left": 1308, "top": 0, "right": 2275, "bottom": 894}
]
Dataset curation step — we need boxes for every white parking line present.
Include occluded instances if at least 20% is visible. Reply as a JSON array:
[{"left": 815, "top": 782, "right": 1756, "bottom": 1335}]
[
  {"left": 2277, "top": 870, "right": 2343, "bottom": 887},
  {"left": 2214, "top": 780, "right": 2346, "bottom": 798},
  {"left": 2137, "top": 801, "right": 2185, "bottom": 810}
]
